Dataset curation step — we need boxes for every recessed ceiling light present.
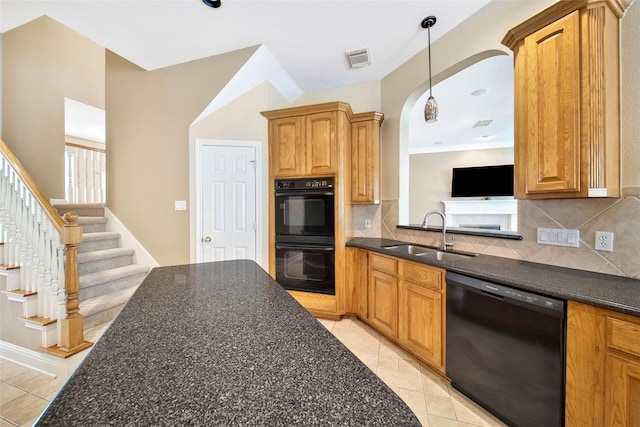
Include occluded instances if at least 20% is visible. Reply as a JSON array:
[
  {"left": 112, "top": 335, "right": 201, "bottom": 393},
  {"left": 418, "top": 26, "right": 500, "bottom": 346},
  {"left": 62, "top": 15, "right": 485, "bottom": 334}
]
[
  {"left": 471, "top": 88, "right": 488, "bottom": 96},
  {"left": 434, "top": 141, "right": 443, "bottom": 145}
]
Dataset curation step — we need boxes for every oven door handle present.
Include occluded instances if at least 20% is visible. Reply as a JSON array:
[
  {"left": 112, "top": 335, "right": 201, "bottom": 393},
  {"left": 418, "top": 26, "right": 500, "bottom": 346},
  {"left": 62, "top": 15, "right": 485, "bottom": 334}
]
[
  {"left": 275, "top": 191, "right": 334, "bottom": 197},
  {"left": 275, "top": 244, "right": 334, "bottom": 252}
]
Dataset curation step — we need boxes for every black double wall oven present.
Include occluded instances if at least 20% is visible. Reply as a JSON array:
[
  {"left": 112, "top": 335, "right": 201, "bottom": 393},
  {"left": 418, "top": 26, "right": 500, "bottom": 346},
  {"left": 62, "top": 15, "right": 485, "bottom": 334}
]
[{"left": 274, "top": 177, "right": 335, "bottom": 295}]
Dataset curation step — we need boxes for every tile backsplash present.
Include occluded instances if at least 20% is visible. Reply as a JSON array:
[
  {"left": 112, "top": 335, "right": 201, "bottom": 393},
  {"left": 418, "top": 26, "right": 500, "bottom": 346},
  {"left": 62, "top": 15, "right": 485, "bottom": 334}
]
[{"left": 352, "top": 196, "right": 640, "bottom": 279}]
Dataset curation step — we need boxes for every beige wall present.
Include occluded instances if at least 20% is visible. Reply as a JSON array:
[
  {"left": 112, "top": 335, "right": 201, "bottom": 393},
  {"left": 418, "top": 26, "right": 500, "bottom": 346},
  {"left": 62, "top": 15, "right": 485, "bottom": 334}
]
[
  {"left": 621, "top": 0, "right": 640, "bottom": 194},
  {"left": 105, "top": 47, "right": 258, "bottom": 266},
  {"left": 2, "top": 3, "right": 638, "bottom": 275},
  {"left": 379, "top": 1, "right": 640, "bottom": 279},
  {"left": 2, "top": 16, "right": 105, "bottom": 199},
  {"left": 408, "top": 148, "right": 514, "bottom": 224},
  {"left": 0, "top": 33, "right": 3, "bottom": 137},
  {"left": 380, "top": 1, "right": 554, "bottom": 205},
  {"left": 292, "top": 80, "right": 381, "bottom": 112},
  {"left": 189, "top": 82, "right": 279, "bottom": 269}
]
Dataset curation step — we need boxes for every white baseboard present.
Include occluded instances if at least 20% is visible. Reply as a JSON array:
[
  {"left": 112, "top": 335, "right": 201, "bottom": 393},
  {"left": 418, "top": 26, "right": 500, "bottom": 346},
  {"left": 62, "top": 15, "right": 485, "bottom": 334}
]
[
  {"left": 0, "top": 340, "right": 88, "bottom": 379},
  {"left": 104, "top": 207, "right": 159, "bottom": 269}
]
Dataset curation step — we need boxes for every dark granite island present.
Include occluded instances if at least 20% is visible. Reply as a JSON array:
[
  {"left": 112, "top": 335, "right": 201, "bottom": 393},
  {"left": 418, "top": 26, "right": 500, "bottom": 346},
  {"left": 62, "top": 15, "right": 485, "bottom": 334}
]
[{"left": 36, "top": 260, "right": 419, "bottom": 426}]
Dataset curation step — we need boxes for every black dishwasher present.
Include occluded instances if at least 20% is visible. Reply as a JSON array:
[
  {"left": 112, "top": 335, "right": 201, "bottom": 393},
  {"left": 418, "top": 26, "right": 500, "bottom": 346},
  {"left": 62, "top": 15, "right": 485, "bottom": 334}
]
[{"left": 446, "top": 271, "right": 566, "bottom": 427}]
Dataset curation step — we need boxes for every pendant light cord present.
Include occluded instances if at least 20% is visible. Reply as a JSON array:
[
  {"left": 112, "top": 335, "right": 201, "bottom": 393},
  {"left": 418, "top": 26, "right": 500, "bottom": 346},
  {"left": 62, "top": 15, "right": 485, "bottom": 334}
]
[{"left": 428, "top": 24, "right": 433, "bottom": 98}]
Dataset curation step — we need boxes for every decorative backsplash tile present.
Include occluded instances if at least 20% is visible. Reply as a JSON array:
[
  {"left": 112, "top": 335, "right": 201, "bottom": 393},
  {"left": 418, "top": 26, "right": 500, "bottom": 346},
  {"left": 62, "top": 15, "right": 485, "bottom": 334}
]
[{"left": 352, "top": 197, "right": 640, "bottom": 279}]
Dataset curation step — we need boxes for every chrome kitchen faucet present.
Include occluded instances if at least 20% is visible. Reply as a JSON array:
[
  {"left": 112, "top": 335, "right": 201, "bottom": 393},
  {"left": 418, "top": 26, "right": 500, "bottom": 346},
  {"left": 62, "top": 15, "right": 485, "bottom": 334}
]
[{"left": 422, "top": 210, "right": 454, "bottom": 251}]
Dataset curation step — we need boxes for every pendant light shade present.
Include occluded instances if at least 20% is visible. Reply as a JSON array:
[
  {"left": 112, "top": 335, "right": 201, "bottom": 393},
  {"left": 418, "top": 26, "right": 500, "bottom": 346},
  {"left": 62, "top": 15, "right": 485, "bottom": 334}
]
[
  {"left": 424, "top": 95, "right": 438, "bottom": 123},
  {"left": 421, "top": 16, "right": 438, "bottom": 123}
]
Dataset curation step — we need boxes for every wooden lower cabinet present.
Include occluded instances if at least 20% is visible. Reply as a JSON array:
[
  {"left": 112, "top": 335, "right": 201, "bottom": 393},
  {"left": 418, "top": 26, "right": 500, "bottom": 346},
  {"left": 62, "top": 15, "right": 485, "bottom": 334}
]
[
  {"left": 398, "top": 261, "right": 445, "bottom": 374},
  {"left": 368, "top": 267, "right": 398, "bottom": 339},
  {"left": 566, "top": 301, "right": 640, "bottom": 427},
  {"left": 349, "top": 250, "right": 445, "bottom": 374}
]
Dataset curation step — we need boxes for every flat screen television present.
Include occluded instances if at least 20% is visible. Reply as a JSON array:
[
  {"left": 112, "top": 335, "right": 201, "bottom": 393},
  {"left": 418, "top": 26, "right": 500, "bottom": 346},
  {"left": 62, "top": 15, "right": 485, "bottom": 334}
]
[{"left": 451, "top": 164, "right": 514, "bottom": 197}]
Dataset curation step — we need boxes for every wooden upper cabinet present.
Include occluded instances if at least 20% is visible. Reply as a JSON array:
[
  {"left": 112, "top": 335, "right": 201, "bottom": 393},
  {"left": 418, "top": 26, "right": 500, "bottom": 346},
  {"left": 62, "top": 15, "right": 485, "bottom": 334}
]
[
  {"left": 351, "top": 113, "right": 383, "bottom": 204},
  {"left": 269, "top": 116, "right": 305, "bottom": 177},
  {"left": 524, "top": 11, "right": 581, "bottom": 195},
  {"left": 503, "top": 0, "right": 629, "bottom": 199},
  {"left": 262, "top": 102, "right": 383, "bottom": 185},
  {"left": 306, "top": 111, "right": 337, "bottom": 175}
]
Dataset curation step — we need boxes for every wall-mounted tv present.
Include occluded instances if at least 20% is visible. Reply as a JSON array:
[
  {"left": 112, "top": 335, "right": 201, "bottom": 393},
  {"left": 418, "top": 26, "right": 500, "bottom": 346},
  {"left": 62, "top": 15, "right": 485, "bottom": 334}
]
[{"left": 451, "top": 164, "right": 514, "bottom": 198}]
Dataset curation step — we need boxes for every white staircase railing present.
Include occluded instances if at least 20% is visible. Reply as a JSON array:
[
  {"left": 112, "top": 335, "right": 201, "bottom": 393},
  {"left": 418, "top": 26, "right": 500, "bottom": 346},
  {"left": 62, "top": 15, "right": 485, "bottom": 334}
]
[
  {"left": 65, "top": 142, "right": 106, "bottom": 204},
  {"left": 1, "top": 138, "right": 90, "bottom": 356},
  {"left": 0, "top": 157, "right": 65, "bottom": 321}
]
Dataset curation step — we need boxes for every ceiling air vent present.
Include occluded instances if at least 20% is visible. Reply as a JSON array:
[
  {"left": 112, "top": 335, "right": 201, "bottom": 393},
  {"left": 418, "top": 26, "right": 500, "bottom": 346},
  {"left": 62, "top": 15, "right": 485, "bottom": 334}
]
[
  {"left": 345, "top": 48, "right": 371, "bottom": 68},
  {"left": 473, "top": 119, "right": 493, "bottom": 128}
]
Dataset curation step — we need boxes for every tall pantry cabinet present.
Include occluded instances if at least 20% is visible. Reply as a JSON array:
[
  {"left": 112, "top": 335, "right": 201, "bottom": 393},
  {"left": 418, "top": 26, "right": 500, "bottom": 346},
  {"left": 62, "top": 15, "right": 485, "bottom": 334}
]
[{"left": 261, "top": 102, "right": 383, "bottom": 319}]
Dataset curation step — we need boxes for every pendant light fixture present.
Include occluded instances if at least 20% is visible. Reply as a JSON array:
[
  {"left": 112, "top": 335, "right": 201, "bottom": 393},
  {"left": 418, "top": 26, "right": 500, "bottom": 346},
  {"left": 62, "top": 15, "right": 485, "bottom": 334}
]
[
  {"left": 421, "top": 15, "right": 438, "bottom": 123},
  {"left": 202, "top": 0, "right": 222, "bottom": 8}
]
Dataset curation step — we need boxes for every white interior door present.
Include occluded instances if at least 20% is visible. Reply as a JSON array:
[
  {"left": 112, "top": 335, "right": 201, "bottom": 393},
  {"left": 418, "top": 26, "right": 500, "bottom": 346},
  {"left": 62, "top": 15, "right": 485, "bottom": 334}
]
[{"left": 199, "top": 144, "right": 257, "bottom": 262}]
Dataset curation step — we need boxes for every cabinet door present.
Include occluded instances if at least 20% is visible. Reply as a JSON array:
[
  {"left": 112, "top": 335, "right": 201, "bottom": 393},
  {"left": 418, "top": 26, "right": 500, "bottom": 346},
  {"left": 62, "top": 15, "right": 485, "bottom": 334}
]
[
  {"left": 520, "top": 11, "right": 581, "bottom": 196},
  {"left": 605, "top": 353, "right": 640, "bottom": 427},
  {"left": 305, "top": 111, "right": 337, "bottom": 175},
  {"left": 351, "top": 120, "right": 380, "bottom": 204},
  {"left": 270, "top": 116, "right": 305, "bottom": 177},
  {"left": 368, "top": 269, "right": 398, "bottom": 339},
  {"left": 399, "top": 280, "right": 444, "bottom": 372},
  {"left": 604, "top": 315, "right": 640, "bottom": 426}
]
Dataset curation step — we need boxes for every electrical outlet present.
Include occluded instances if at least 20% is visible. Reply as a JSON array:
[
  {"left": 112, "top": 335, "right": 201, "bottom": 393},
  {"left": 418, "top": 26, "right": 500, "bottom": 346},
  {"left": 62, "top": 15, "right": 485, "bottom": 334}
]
[
  {"left": 364, "top": 219, "right": 372, "bottom": 229},
  {"left": 595, "top": 231, "right": 614, "bottom": 252}
]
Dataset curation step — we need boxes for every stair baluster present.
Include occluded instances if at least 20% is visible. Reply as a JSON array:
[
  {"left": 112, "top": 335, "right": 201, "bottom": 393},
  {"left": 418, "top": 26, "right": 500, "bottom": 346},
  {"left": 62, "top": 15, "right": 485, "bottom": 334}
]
[{"left": 1, "top": 137, "right": 91, "bottom": 357}]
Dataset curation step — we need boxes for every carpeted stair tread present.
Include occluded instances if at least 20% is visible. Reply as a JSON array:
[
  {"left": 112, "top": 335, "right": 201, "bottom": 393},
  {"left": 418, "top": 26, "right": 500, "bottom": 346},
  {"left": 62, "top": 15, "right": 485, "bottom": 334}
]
[
  {"left": 78, "top": 247, "right": 135, "bottom": 264},
  {"left": 77, "top": 216, "right": 107, "bottom": 225},
  {"left": 81, "top": 231, "right": 121, "bottom": 242},
  {"left": 79, "top": 286, "right": 138, "bottom": 322},
  {"left": 80, "top": 264, "right": 150, "bottom": 289},
  {"left": 77, "top": 248, "right": 136, "bottom": 275},
  {"left": 73, "top": 216, "right": 108, "bottom": 233},
  {"left": 54, "top": 203, "right": 105, "bottom": 217},
  {"left": 78, "top": 232, "right": 121, "bottom": 252}
]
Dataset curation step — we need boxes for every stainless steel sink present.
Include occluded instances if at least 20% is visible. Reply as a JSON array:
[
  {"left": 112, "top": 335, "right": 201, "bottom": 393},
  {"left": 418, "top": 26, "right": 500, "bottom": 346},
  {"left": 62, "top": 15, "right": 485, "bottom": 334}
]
[
  {"left": 381, "top": 243, "right": 434, "bottom": 256},
  {"left": 382, "top": 243, "right": 479, "bottom": 259},
  {"left": 422, "top": 250, "right": 479, "bottom": 261}
]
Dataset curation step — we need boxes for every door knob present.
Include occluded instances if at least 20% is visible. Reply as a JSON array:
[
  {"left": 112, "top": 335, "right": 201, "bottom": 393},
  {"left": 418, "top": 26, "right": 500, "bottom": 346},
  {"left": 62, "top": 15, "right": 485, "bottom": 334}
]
[{"left": 202, "top": 236, "right": 212, "bottom": 243}]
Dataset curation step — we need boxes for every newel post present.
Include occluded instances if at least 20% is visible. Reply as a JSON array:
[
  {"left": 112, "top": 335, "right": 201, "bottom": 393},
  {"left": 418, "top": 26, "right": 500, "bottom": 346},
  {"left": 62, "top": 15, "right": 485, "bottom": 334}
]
[{"left": 59, "top": 211, "right": 91, "bottom": 352}]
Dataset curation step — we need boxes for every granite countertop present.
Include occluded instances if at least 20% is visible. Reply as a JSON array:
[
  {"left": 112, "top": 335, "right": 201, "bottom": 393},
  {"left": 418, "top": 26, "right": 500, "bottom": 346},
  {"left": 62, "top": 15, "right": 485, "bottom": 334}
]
[
  {"left": 347, "top": 237, "right": 640, "bottom": 317},
  {"left": 36, "top": 260, "right": 420, "bottom": 426}
]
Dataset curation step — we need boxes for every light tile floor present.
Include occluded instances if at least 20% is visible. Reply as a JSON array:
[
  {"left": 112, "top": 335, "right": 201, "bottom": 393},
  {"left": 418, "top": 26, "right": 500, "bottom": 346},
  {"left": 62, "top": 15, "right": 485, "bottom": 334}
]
[
  {"left": 1, "top": 318, "right": 506, "bottom": 427},
  {"left": 319, "top": 317, "right": 507, "bottom": 427},
  {"left": 0, "top": 359, "right": 63, "bottom": 427},
  {"left": 0, "top": 322, "right": 110, "bottom": 427}
]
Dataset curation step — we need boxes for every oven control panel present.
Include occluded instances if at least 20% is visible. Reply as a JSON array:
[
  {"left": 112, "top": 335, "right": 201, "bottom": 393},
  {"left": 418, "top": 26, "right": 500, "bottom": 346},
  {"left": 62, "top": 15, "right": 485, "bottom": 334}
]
[{"left": 275, "top": 177, "right": 335, "bottom": 191}]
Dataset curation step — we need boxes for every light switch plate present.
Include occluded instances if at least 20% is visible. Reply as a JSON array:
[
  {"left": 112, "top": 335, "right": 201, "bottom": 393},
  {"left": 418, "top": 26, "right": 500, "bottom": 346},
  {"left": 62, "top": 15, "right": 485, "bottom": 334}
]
[
  {"left": 537, "top": 227, "right": 579, "bottom": 248},
  {"left": 175, "top": 200, "right": 187, "bottom": 211}
]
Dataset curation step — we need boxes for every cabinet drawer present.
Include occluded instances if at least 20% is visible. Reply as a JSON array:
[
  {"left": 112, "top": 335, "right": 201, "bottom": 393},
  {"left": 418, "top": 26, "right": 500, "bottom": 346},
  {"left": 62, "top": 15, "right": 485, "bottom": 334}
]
[
  {"left": 401, "top": 261, "right": 444, "bottom": 291},
  {"left": 370, "top": 253, "right": 398, "bottom": 275},
  {"left": 607, "top": 316, "right": 640, "bottom": 358}
]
